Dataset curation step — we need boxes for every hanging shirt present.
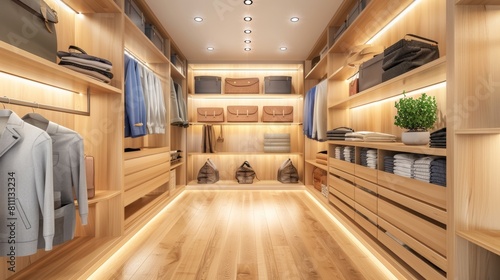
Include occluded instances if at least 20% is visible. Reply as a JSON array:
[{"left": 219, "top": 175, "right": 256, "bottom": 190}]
[{"left": 124, "top": 55, "right": 147, "bottom": 138}]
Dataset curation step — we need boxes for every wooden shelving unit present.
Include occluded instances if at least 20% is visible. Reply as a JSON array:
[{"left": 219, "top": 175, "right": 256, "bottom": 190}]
[{"left": 62, "top": 0, "right": 121, "bottom": 13}]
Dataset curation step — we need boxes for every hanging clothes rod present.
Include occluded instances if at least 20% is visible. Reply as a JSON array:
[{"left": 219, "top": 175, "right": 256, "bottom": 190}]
[
  {"left": 0, "top": 88, "right": 91, "bottom": 116},
  {"left": 124, "top": 49, "right": 169, "bottom": 83}
]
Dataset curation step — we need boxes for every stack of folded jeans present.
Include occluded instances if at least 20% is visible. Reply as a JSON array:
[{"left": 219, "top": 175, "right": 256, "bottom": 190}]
[
  {"left": 430, "top": 158, "right": 446, "bottom": 186},
  {"left": 360, "top": 148, "right": 377, "bottom": 169},
  {"left": 430, "top": 127, "right": 446, "bottom": 148},
  {"left": 57, "top": 45, "right": 113, "bottom": 83},
  {"left": 384, "top": 155, "right": 394, "bottom": 173}
]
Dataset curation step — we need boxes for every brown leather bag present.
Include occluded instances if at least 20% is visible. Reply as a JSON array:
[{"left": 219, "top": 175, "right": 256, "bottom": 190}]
[
  {"left": 224, "top": 78, "right": 260, "bottom": 94},
  {"left": 197, "top": 158, "right": 219, "bottom": 184},
  {"left": 235, "top": 161, "right": 257, "bottom": 184},
  {"left": 262, "top": 106, "right": 293, "bottom": 122},
  {"left": 197, "top": 107, "right": 224, "bottom": 122},
  {"left": 227, "top": 106, "right": 258, "bottom": 122},
  {"left": 277, "top": 158, "right": 299, "bottom": 183}
]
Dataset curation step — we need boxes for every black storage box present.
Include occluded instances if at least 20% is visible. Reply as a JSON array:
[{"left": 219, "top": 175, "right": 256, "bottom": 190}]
[
  {"left": 195, "top": 76, "right": 222, "bottom": 94},
  {"left": 125, "top": 0, "right": 145, "bottom": 33},
  {"left": 264, "top": 76, "right": 292, "bottom": 94},
  {"left": 347, "top": 0, "right": 367, "bottom": 26},
  {"left": 358, "top": 54, "right": 384, "bottom": 91},
  {"left": 145, "top": 24, "right": 164, "bottom": 53}
]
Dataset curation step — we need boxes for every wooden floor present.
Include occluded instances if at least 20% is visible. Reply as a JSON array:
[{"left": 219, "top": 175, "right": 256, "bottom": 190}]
[{"left": 92, "top": 190, "right": 395, "bottom": 280}]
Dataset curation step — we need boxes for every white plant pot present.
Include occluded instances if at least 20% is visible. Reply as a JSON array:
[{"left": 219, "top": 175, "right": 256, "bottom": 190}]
[{"left": 401, "top": 131, "right": 430, "bottom": 145}]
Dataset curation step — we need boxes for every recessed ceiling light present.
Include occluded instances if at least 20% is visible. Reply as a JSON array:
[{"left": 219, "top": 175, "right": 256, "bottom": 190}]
[
  {"left": 244, "top": 0, "right": 253, "bottom": 5},
  {"left": 244, "top": 40, "right": 251, "bottom": 44},
  {"left": 207, "top": 47, "right": 214, "bottom": 51},
  {"left": 244, "top": 29, "right": 252, "bottom": 34},
  {"left": 280, "top": 47, "right": 287, "bottom": 51},
  {"left": 244, "top": 16, "right": 252, "bottom": 22},
  {"left": 290, "top": 17, "right": 299, "bottom": 22},
  {"left": 194, "top": 17, "right": 203, "bottom": 22},
  {"left": 244, "top": 47, "right": 251, "bottom": 51}
]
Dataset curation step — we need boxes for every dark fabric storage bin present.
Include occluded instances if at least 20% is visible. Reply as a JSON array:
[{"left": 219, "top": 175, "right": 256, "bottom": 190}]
[
  {"left": 359, "top": 54, "right": 384, "bottom": 91},
  {"left": 195, "top": 76, "right": 222, "bottom": 94},
  {"left": 264, "top": 76, "right": 292, "bottom": 94},
  {"left": 145, "top": 24, "right": 164, "bottom": 53},
  {"left": 125, "top": 0, "right": 145, "bottom": 33},
  {"left": 347, "top": 0, "right": 367, "bottom": 26}
]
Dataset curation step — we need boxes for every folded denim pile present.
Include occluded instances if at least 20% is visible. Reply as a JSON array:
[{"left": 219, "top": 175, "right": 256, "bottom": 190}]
[
  {"left": 385, "top": 153, "right": 446, "bottom": 187},
  {"left": 57, "top": 45, "right": 113, "bottom": 83},
  {"left": 360, "top": 148, "right": 377, "bottom": 169}
]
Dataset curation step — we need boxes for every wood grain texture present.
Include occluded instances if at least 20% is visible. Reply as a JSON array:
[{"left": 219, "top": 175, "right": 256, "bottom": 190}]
[{"left": 100, "top": 190, "right": 394, "bottom": 280}]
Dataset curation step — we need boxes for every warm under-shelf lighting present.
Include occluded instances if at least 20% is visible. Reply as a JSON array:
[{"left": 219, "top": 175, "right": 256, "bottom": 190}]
[
  {"left": 0, "top": 71, "right": 81, "bottom": 95},
  {"left": 58, "top": 0, "right": 80, "bottom": 14},
  {"left": 365, "top": 0, "right": 421, "bottom": 45},
  {"left": 351, "top": 81, "right": 446, "bottom": 110}
]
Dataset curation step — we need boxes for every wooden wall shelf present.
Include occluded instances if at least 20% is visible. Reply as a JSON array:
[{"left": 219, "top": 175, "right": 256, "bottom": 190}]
[
  {"left": 328, "top": 141, "right": 447, "bottom": 157},
  {"left": 124, "top": 17, "right": 169, "bottom": 65},
  {"left": 188, "top": 94, "right": 303, "bottom": 99},
  {"left": 305, "top": 57, "right": 328, "bottom": 80},
  {"left": 457, "top": 230, "right": 500, "bottom": 256},
  {"left": 186, "top": 180, "right": 305, "bottom": 190},
  {"left": 456, "top": 0, "right": 500, "bottom": 4},
  {"left": 305, "top": 159, "right": 329, "bottom": 171},
  {"left": 455, "top": 128, "right": 500, "bottom": 135},
  {"left": 63, "top": 0, "right": 121, "bottom": 13}
]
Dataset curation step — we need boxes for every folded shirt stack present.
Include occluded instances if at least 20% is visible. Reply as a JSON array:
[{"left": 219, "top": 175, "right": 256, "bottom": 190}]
[
  {"left": 360, "top": 148, "right": 377, "bottom": 169},
  {"left": 316, "top": 151, "right": 328, "bottom": 166},
  {"left": 430, "top": 158, "right": 446, "bottom": 187},
  {"left": 413, "top": 156, "right": 437, "bottom": 183},
  {"left": 326, "top": 127, "right": 354, "bottom": 140},
  {"left": 334, "top": 146, "right": 345, "bottom": 160},
  {"left": 430, "top": 127, "right": 446, "bottom": 149},
  {"left": 384, "top": 155, "right": 395, "bottom": 173},
  {"left": 57, "top": 46, "right": 113, "bottom": 83},
  {"left": 345, "top": 131, "right": 396, "bottom": 142},
  {"left": 264, "top": 133, "right": 290, "bottom": 153},
  {"left": 393, "top": 153, "right": 421, "bottom": 178},
  {"left": 343, "top": 146, "right": 355, "bottom": 163},
  {"left": 170, "top": 150, "right": 182, "bottom": 163}
]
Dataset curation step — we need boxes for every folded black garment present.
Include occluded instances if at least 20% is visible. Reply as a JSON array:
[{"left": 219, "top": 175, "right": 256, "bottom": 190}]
[
  {"left": 57, "top": 45, "right": 112, "bottom": 66},
  {"left": 430, "top": 139, "right": 447, "bottom": 143},
  {"left": 430, "top": 127, "right": 446, "bottom": 137},
  {"left": 59, "top": 61, "right": 114, "bottom": 79}
]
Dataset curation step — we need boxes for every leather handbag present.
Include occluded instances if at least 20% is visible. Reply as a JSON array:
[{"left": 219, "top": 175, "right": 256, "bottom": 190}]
[
  {"left": 382, "top": 34, "right": 439, "bottom": 81},
  {"left": 227, "top": 106, "right": 258, "bottom": 122},
  {"left": 312, "top": 167, "right": 327, "bottom": 191},
  {"left": 262, "top": 106, "right": 293, "bottom": 122},
  {"left": 235, "top": 161, "right": 257, "bottom": 184},
  {"left": 0, "top": 0, "right": 58, "bottom": 62},
  {"left": 277, "top": 158, "right": 299, "bottom": 183},
  {"left": 197, "top": 158, "right": 219, "bottom": 184},
  {"left": 224, "top": 77, "right": 260, "bottom": 94},
  {"left": 197, "top": 107, "right": 224, "bottom": 122}
]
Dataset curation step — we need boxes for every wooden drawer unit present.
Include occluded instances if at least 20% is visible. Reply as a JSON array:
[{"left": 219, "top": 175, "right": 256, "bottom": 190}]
[
  {"left": 355, "top": 210, "right": 378, "bottom": 238},
  {"left": 329, "top": 173, "right": 355, "bottom": 200},
  {"left": 355, "top": 186, "right": 377, "bottom": 214},
  {"left": 354, "top": 164, "right": 378, "bottom": 183},
  {"left": 329, "top": 188, "right": 355, "bottom": 220},
  {"left": 377, "top": 171, "right": 447, "bottom": 210},
  {"left": 378, "top": 198, "right": 447, "bottom": 257},
  {"left": 329, "top": 157, "right": 355, "bottom": 174}
]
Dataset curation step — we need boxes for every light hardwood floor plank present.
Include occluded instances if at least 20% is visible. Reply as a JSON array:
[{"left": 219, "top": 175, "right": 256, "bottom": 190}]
[{"left": 101, "top": 190, "right": 395, "bottom": 280}]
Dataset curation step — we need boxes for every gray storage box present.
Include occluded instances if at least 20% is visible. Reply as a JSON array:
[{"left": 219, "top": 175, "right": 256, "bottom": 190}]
[
  {"left": 359, "top": 54, "right": 384, "bottom": 91},
  {"left": 264, "top": 76, "right": 292, "bottom": 94},
  {"left": 145, "top": 24, "right": 164, "bottom": 53},
  {"left": 347, "top": 0, "right": 367, "bottom": 26},
  {"left": 195, "top": 76, "right": 222, "bottom": 94},
  {"left": 125, "top": 0, "right": 145, "bottom": 33}
]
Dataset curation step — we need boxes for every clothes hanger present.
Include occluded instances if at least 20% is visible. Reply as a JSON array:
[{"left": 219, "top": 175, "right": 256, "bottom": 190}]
[{"left": 22, "top": 102, "right": 50, "bottom": 130}]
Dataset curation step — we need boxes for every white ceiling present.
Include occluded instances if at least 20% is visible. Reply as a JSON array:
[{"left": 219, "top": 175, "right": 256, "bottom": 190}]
[{"left": 145, "top": 0, "right": 343, "bottom": 63}]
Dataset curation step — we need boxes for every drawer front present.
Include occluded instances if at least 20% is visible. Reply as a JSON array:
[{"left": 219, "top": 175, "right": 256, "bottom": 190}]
[
  {"left": 355, "top": 176, "right": 378, "bottom": 194},
  {"left": 355, "top": 188, "right": 377, "bottom": 214},
  {"left": 329, "top": 157, "right": 355, "bottom": 174},
  {"left": 354, "top": 164, "right": 378, "bottom": 183},
  {"left": 329, "top": 191, "right": 355, "bottom": 220},
  {"left": 329, "top": 167, "right": 355, "bottom": 183},
  {"left": 355, "top": 212, "right": 378, "bottom": 237},
  {"left": 330, "top": 174, "right": 355, "bottom": 200},
  {"left": 355, "top": 202, "right": 377, "bottom": 224},
  {"left": 378, "top": 199, "right": 446, "bottom": 256}
]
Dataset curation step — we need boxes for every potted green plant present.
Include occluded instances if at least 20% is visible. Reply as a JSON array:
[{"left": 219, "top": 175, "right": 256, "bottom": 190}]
[{"left": 394, "top": 91, "right": 437, "bottom": 145}]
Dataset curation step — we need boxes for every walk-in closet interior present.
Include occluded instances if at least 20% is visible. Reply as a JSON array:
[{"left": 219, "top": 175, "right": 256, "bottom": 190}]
[{"left": 1, "top": 0, "right": 499, "bottom": 279}]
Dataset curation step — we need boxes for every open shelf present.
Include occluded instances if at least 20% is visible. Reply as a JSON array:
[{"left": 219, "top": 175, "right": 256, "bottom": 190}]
[
  {"left": 0, "top": 41, "right": 122, "bottom": 95},
  {"left": 190, "top": 122, "right": 302, "bottom": 126},
  {"left": 189, "top": 152, "right": 303, "bottom": 156},
  {"left": 171, "top": 62, "right": 186, "bottom": 80},
  {"left": 86, "top": 190, "right": 122, "bottom": 205},
  {"left": 456, "top": 0, "right": 500, "bottom": 4},
  {"left": 63, "top": 0, "right": 121, "bottom": 13},
  {"left": 170, "top": 161, "right": 184, "bottom": 170},
  {"left": 305, "top": 159, "right": 329, "bottom": 171},
  {"left": 186, "top": 180, "right": 305, "bottom": 190},
  {"left": 328, "top": 140, "right": 447, "bottom": 157},
  {"left": 188, "top": 94, "right": 303, "bottom": 99},
  {"left": 305, "top": 56, "right": 328, "bottom": 80},
  {"left": 455, "top": 128, "right": 500, "bottom": 135},
  {"left": 124, "top": 17, "right": 169, "bottom": 64},
  {"left": 457, "top": 230, "right": 500, "bottom": 256},
  {"left": 330, "top": 57, "right": 446, "bottom": 109}
]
